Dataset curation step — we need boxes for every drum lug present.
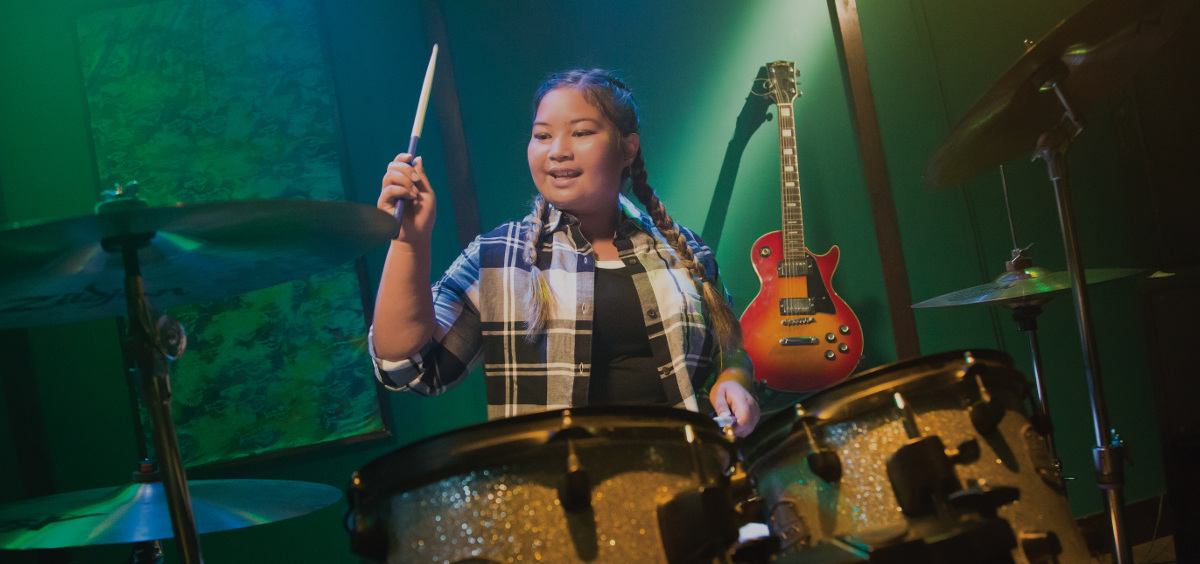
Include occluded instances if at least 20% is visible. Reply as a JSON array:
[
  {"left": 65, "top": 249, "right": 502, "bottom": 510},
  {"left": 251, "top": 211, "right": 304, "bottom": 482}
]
[
  {"left": 806, "top": 450, "right": 843, "bottom": 483},
  {"left": 969, "top": 400, "right": 1005, "bottom": 435},
  {"left": 959, "top": 360, "right": 1005, "bottom": 435},
  {"left": 553, "top": 435, "right": 593, "bottom": 513},
  {"left": 795, "top": 409, "right": 843, "bottom": 483},
  {"left": 549, "top": 413, "right": 596, "bottom": 513},
  {"left": 946, "top": 438, "right": 982, "bottom": 465}
]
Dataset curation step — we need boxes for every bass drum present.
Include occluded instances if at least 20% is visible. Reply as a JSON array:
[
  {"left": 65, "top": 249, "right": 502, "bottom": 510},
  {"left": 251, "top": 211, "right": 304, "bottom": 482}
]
[
  {"left": 346, "top": 405, "right": 739, "bottom": 564},
  {"left": 740, "top": 350, "right": 1089, "bottom": 563}
]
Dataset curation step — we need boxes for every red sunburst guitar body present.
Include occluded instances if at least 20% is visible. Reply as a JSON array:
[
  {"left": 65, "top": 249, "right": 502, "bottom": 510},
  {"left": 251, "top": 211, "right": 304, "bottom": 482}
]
[
  {"left": 740, "top": 61, "right": 863, "bottom": 392},
  {"left": 741, "top": 235, "right": 863, "bottom": 391}
]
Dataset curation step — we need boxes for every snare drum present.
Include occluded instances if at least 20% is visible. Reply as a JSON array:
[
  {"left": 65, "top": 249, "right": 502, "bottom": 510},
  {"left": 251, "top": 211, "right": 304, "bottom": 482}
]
[
  {"left": 347, "top": 406, "right": 739, "bottom": 564},
  {"left": 741, "top": 350, "right": 1089, "bottom": 563}
]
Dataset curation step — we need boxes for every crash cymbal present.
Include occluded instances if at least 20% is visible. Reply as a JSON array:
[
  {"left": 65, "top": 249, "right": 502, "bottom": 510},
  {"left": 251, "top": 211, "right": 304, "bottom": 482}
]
[
  {"left": 912, "top": 267, "right": 1143, "bottom": 308},
  {"left": 0, "top": 479, "right": 341, "bottom": 549},
  {"left": 0, "top": 199, "right": 398, "bottom": 330},
  {"left": 924, "top": 0, "right": 1196, "bottom": 187}
]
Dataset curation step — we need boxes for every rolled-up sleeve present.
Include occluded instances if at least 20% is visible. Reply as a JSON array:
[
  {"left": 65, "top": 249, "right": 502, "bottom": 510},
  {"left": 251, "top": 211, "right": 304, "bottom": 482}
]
[{"left": 369, "top": 238, "right": 485, "bottom": 395}]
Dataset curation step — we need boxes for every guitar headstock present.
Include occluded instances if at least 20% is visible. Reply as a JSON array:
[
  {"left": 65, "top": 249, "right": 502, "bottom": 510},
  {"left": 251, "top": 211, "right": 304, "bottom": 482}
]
[{"left": 766, "top": 61, "right": 799, "bottom": 106}]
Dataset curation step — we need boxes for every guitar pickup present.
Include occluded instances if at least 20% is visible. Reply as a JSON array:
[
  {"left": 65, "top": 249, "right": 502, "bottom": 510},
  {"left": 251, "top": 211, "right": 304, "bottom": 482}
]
[
  {"left": 779, "top": 297, "right": 815, "bottom": 315},
  {"left": 779, "top": 337, "right": 819, "bottom": 346},
  {"left": 777, "top": 259, "right": 811, "bottom": 278}
]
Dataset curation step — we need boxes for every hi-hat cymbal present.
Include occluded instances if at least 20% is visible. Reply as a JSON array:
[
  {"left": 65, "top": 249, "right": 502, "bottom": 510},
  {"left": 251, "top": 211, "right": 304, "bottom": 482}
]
[
  {"left": 912, "top": 267, "right": 1143, "bottom": 308},
  {"left": 0, "top": 199, "right": 398, "bottom": 330},
  {"left": 924, "top": 0, "right": 1196, "bottom": 187},
  {"left": 0, "top": 479, "right": 341, "bottom": 549}
]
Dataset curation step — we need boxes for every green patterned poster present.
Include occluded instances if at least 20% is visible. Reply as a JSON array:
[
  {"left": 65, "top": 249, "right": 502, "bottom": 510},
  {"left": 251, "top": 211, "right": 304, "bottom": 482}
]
[{"left": 77, "top": 0, "right": 386, "bottom": 467}]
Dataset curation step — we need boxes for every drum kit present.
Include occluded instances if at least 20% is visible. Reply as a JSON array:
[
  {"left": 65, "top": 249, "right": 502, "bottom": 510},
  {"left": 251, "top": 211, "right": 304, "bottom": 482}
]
[
  {"left": 345, "top": 0, "right": 1189, "bottom": 562},
  {"left": 1, "top": 0, "right": 1191, "bottom": 562}
]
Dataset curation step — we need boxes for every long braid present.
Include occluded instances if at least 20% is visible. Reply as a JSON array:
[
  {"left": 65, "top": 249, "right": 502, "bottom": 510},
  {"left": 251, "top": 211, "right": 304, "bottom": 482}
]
[
  {"left": 627, "top": 153, "right": 744, "bottom": 355},
  {"left": 524, "top": 195, "right": 554, "bottom": 340}
]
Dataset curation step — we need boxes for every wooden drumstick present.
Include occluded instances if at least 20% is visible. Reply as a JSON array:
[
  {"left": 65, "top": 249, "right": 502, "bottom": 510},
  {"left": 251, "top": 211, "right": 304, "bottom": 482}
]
[{"left": 396, "top": 43, "right": 438, "bottom": 219}]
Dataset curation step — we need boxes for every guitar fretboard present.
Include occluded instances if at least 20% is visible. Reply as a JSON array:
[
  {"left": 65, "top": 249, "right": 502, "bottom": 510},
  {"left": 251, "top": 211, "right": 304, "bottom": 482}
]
[{"left": 776, "top": 101, "right": 804, "bottom": 260}]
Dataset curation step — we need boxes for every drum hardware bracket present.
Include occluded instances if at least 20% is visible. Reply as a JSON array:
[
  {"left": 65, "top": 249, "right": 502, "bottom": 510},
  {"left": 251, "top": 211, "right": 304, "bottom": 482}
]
[
  {"left": 1018, "top": 530, "right": 1064, "bottom": 564},
  {"left": 344, "top": 481, "right": 389, "bottom": 561},
  {"left": 837, "top": 518, "right": 1019, "bottom": 564},
  {"left": 657, "top": 484, "right": 740, "bottom": 564},
  {"left": 129, "top": 539, "right": 165, "bottom": 564},
  {"left": 766, "top": 498, "right": 812, "bottom": 554},
  {"left": 947, "top": 481, "right": 1021, "bottom": 520},
  {"left": 886, "top": 436, "right": 965, "bottom": 518},
  {"left": 1093, "top": 441, "right": 1130, "bottom": 487}
]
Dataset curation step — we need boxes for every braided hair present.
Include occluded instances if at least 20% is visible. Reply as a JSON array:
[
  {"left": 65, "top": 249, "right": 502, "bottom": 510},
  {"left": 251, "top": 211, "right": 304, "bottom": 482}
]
[{"left": 522, "top": 69, "right": 743, "bottom": 355}]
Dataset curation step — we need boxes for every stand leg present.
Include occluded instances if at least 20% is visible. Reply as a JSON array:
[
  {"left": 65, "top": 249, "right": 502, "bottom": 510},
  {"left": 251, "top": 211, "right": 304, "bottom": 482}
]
[{"left": 1039, "top": 140, "right": 1132, "bottom": 564}]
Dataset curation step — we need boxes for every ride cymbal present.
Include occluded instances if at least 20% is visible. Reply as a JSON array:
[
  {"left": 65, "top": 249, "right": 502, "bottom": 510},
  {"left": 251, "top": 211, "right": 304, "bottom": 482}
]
[
  {"left": 924, "top": 0, "right": 1196, "bottom": 187},
  {"left": 0, "top": 199, "right": 398, "bottom": 330}
]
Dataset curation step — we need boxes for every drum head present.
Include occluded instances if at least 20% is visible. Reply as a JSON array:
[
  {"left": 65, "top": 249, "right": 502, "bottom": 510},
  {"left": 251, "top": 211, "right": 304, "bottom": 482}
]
[
  {"left": 350, "top": 405, "right": 732, "bottom": 512},
  {"left": 742, "top": 349, "right": 1022, "bottom": 462}
]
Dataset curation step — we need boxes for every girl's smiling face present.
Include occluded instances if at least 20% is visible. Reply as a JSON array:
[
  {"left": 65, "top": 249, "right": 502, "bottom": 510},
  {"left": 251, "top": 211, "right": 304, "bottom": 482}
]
[{"left": 527, "top": 87, "right": 639, "bottom": 218}]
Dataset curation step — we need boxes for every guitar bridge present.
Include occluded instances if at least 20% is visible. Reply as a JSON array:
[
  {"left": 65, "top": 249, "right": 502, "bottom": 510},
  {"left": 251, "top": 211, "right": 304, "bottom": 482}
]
[
  {"left": 782, "top": 317, "right": 815, "bottom": 326},
  {"left": 779, "top": 298, "right": 815, "bottom": 316}
]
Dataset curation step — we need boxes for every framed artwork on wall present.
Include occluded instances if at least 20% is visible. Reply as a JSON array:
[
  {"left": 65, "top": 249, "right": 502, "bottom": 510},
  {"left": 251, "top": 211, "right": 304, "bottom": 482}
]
[{"left": 76, "top": 0, "right": 389, "bottom": 468}]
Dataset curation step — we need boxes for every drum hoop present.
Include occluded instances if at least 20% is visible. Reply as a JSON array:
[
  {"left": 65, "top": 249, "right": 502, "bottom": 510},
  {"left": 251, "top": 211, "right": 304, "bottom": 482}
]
[
  {"left": 349, "top": 405, "right": 733, "bottom": 511},
  {"left": 741, "top": 349, "right": 1021, "bottom": 463}
]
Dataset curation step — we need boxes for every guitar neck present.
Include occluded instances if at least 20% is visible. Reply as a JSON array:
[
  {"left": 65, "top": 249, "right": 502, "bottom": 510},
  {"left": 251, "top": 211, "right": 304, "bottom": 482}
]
[{"left": 777, "top": 101, "right": 805, "bottom": 259}]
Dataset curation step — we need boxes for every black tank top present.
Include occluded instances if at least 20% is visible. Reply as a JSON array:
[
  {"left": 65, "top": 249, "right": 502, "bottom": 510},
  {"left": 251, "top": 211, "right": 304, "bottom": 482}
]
[{"left": 589, "top": 261, "right": 668, "bottom": 405}]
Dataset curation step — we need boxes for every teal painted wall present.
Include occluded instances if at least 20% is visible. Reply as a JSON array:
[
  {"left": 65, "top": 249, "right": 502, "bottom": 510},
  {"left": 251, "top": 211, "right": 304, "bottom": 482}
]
[{"left": 0, "top": 0, "right": 1172, "bottom": 562}]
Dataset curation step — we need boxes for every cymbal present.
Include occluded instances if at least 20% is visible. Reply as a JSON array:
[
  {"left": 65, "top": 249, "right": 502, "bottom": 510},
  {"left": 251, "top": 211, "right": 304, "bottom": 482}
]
[
  {"left": 925, "top": 0, "right": 1196, "bottom": 187},
  {"left": 0, "top": 199, "right": 398, "bottom": 330},
  {"left": 912, "top": 267, "right": 1143, "bottom": 308},
  {"left": 0, "top": 479, "right": 342, "bottom": 549}
]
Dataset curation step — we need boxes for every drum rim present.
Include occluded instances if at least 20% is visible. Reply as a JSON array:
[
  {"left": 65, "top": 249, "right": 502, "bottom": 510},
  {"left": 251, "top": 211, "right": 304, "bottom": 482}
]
[
  {"left": 349, "top": 405, "right": 733, "bottom": 511},
  {"left": 740, "top": 349, "right": 1020, "bottom": 463}
]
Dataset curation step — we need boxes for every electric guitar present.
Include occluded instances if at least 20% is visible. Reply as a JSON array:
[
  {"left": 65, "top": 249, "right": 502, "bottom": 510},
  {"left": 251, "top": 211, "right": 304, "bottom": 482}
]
[{"left": 740, "top": 61, "right": 863, "bottom": 392}]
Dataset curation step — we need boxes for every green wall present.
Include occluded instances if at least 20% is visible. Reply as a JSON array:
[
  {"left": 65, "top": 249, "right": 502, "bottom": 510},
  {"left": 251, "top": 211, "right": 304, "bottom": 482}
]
[{"left": 0, "top": 0, "right": 1170, "bottom": 562}]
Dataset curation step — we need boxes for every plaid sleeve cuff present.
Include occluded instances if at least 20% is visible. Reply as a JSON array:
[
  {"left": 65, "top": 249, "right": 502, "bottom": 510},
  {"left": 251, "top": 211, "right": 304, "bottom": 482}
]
[{"left": 367, "top": 325, "right": 427, "bottom": 391}]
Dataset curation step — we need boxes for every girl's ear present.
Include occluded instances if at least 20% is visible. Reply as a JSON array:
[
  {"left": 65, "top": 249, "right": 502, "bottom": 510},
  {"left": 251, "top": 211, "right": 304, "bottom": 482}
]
[{"left": 622, "top": 133, "right": 640, "bottom": 166}]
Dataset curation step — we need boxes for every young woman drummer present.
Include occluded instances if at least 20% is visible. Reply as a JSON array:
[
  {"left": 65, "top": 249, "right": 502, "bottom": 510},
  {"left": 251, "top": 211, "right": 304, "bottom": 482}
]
[{"left": 370, "top": 68, "right": 760, "bottom": 437}]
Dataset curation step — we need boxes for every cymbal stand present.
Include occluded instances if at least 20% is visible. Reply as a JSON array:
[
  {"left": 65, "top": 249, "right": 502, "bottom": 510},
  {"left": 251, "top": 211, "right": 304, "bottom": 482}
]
[
  {"left": 103, "top": 229, "right": 204, "bottom": 564},
  {"left": 1031, "top": 60, "right": 1131, "bottom": 564},
  {"left": 1007, "top": 303, "right": 1062, "bottom": 475}
]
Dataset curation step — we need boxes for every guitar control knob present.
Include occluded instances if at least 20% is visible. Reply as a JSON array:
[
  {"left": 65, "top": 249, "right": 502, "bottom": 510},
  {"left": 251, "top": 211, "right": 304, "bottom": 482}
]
[
  {"left": 839, "top": 325, "right": 851, "bottom": 335},
  {"left": 824, "top": 350, "right": 836, "bottom": 361},
  {"left": 838, "top": 343, "right": 849, "bottom": 354},
  {"left": 825, "top": 333, "right": 836, "bottom": 343}
]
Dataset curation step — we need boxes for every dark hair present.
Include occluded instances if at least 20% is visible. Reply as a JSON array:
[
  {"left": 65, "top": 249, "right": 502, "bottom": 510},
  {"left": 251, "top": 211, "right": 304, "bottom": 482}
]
[{"left": 523, "top": 69, "right": 743, "bottom": 355}]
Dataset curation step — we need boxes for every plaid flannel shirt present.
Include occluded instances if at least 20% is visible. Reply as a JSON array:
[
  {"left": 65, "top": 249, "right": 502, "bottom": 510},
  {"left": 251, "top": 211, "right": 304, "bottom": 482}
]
[{"left": 370, "top": 195, "right": 732, "bottom": 420}]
